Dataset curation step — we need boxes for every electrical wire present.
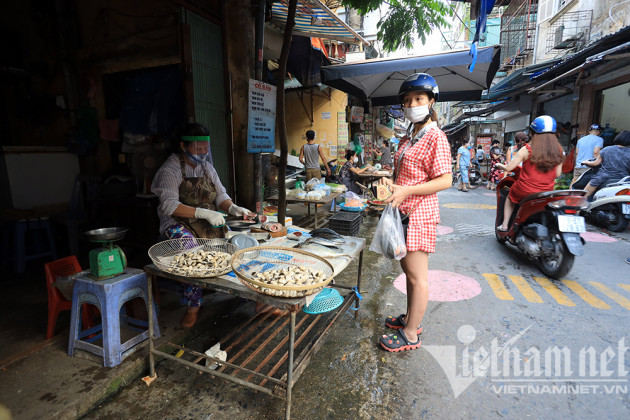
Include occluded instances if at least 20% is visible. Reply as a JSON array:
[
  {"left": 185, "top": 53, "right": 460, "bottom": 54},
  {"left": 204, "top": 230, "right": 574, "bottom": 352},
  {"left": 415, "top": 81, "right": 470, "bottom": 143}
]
[
  {"left": 447, "top": 0, "right": 475, "bottom": 36},
  {"left": 438, "top": 26, "right": 453, "bottom": 49}
]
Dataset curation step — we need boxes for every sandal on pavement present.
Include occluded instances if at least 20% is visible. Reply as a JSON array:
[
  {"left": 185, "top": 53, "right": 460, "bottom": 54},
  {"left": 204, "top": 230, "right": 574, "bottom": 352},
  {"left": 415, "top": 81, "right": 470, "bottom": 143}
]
[
  {"left": 379, "top": 329, "right": 421, "bottom": 352},
  {"left": 385, "top": 314, "right": 423, "bottom": 335}
]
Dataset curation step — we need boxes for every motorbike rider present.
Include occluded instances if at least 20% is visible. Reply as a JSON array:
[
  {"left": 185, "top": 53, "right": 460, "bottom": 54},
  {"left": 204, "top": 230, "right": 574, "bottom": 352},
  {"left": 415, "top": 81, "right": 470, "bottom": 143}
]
[
  {"left": 570, "top": 123, "right": 603, "bottom": 188},
  {"left": 496, "top": 116, "right": 564, "bottom": 231},
  {"left": 582, "top": 130, "right": 630, "bottom": 198}
]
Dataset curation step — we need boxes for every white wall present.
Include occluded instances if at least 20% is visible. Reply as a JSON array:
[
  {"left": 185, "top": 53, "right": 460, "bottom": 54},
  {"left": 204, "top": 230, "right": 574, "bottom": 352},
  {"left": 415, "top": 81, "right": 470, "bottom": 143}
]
[
  {"left": 534, "top": 0, "right": 630, "bottom": 64},
  {"left": 3, "top": 149, "right": 80, "bottom": 209}
]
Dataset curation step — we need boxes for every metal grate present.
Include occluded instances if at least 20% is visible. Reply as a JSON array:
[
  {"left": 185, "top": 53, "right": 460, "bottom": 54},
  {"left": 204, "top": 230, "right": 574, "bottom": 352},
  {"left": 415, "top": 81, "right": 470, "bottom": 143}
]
[
  {"left": 545, "top": 10, "right": 592, "bottom": 54},
  {"left": 499, "top": 0, "right": 538, "bottom": 72}
]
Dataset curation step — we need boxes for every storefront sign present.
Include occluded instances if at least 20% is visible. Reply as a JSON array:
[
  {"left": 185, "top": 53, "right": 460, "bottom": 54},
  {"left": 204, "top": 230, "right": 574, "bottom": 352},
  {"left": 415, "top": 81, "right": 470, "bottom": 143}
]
[
  {"left": 477, "top": 136, "right": 493, "bottom": 154},
  {"left": 247, "top": 79, "right": 276, "bottom": 153}
]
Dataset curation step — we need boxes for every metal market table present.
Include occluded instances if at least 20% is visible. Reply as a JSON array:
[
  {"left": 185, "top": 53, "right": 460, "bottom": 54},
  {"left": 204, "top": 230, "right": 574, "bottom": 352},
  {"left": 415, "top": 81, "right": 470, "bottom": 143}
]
[
  {"left": 266, "top": 191, "right": 341, "bottom": 228},
  {"left": 356, "top": 171, "right": 393, "bottom": 189},
  {"left": 143, "top": 237, "right": 365, "bottom": 419}
]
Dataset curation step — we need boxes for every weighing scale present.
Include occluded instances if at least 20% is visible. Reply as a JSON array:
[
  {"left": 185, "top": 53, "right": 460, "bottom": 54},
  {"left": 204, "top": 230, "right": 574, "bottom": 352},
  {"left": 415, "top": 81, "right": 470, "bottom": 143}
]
[{"left": 83, "top": 227, "right": 128, "bottom": 279}]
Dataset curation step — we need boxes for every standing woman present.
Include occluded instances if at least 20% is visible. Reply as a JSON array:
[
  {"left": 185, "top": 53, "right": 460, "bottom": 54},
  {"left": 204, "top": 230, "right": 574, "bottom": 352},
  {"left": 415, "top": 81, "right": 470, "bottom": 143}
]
[
  {"left": 339, "top": 149, "right": 370, "bottom": 194},
  {"left": 378, "top": 73, "right": 452, "bottom": 352},
  {"left": 151, "top": 123, "right": 255, "bottom": 328},
  {"left": 456, "top": 138, "right": 472, "bottom": 192},
  {"left": 487, "top": 145, "right": 505, "bottom": 190}
]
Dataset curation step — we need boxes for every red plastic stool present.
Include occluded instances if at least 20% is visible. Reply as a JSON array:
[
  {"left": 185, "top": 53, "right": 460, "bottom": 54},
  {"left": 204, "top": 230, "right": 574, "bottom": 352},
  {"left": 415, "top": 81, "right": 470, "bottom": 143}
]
[{"left": 45, "top": 256, "right": 94, "bottom": 339}]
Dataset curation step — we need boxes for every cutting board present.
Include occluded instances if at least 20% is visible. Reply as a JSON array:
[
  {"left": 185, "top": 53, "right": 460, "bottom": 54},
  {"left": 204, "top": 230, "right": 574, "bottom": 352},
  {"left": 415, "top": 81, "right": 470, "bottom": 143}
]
[{"left": 250, "top": 226, "right": 288, "bottom": 238}]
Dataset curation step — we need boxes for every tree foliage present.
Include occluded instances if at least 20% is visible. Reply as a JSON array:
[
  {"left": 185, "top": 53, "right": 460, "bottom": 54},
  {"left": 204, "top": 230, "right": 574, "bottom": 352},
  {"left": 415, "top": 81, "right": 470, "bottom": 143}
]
[{"left": 342, "top": 0, "right": 452, "bottom": 52}]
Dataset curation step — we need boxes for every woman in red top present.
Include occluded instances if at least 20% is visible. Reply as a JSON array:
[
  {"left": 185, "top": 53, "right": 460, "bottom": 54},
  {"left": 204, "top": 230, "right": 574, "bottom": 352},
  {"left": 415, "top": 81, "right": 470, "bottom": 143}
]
[
  {"left": 377, "top": 73, "right": 452, "bottom": 352},
  {"left": 496, "top": 115, "right": 564, "bottom": 231}
]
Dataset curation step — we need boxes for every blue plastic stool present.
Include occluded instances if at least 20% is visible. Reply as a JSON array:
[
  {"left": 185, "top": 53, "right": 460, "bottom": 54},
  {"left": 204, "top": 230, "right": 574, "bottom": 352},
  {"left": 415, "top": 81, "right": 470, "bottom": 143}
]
[
  {"left": 68, "top": 268, "right": 160, "bottom": 367},
  {"left": 12, "top": 217, "right": 58, "bottom": 274}
]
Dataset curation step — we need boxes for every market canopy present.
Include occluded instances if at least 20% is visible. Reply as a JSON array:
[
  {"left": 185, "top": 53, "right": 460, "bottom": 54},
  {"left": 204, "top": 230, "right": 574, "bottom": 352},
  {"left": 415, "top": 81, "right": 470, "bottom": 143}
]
[
  {"left": 321, "top": 45, "right": 501, "bottom": 105},
  {"left": 270, "top": 0, "right": 368, "bottom": 45}
]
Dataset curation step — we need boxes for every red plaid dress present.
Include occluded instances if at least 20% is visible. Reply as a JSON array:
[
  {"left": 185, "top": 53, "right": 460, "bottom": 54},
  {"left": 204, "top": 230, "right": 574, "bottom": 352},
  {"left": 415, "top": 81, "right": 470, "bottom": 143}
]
[{"left": 394, "top": 124, "right": 452, "bottom": 253}]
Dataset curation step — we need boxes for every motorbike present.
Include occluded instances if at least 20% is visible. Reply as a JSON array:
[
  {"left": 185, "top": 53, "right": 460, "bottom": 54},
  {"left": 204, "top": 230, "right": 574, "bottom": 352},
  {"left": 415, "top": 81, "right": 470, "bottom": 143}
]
[
  {"left": 581, "top": 176, "right": 630, "bottom": 232},
  {"left": 495, "top": 167, "right": 589, "bottom": 278},
  {"left": 452, "top": 161, "right": 483, "bottom": 189}
]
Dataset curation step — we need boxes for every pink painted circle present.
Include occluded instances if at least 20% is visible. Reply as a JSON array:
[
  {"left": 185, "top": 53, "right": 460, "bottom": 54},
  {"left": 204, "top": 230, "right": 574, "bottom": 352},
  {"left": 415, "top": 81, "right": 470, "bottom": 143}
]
[
  {"left": 436, "top": 225, "right": 454, "bottom": 235},
  {"left": 483, "top": 192, "right": 495, "bottom": 197},
  {"left": 580, "top": 232, "right": 617, "bottom": 243},
  {"left": 393, "top": 270, "right": 482, "bottom": 302}
]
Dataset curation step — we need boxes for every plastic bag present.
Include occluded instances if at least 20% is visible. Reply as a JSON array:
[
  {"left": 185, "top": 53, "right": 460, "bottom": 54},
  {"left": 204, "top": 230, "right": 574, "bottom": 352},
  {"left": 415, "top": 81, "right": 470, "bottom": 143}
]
[
  {"left": 369, "top": 204, "right": 407, "bottom": 260},
  {"left": 344, "top": 191, "right": 363, "bottom": 207},
  {"left": 305, "top": 177, "right": 324, "bottom": 191}
]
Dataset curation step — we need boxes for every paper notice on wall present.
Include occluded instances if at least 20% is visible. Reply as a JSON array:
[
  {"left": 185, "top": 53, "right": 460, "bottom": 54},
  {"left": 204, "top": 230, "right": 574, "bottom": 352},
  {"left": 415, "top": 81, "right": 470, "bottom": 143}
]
[
  {"left": 350, "top": 106, "right": 364, "bottom": 123},
  {"left": 322, "top": 112, "right": 331, "bottom": 120},
  {"left": 247, "top": 79, "right": 276, "bottom": 153}
]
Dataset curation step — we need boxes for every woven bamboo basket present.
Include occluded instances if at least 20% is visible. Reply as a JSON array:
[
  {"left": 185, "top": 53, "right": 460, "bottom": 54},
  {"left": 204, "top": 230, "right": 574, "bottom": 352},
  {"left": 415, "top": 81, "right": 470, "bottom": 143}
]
[
  {"left": 148, "top": 238, "right": 238, "bottom": 278},
  {"left": 231, "top": 246, "right": 335, "bottom": 297}
]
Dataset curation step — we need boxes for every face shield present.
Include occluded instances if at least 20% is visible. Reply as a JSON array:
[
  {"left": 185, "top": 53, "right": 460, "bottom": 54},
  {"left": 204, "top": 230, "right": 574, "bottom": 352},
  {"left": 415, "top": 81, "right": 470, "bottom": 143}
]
[{"left": 182, "top": 135, "right": 213, "bottom": 166}]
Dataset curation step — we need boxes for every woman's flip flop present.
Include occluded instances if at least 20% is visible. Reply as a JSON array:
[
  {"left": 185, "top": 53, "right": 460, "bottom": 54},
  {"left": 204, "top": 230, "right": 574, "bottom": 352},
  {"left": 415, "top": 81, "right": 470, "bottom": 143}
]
[
  {"left": 385, "top": 314, "right": 422, "bottom": 335},
  {"left": 379, "top": 329, "right": 421, "bottom": 352}
]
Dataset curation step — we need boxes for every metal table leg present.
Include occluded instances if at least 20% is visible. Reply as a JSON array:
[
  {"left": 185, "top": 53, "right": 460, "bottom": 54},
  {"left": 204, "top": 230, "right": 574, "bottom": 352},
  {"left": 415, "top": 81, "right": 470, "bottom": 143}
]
[
  {"left": 285, "top": 311, "right": 296, "bottom": 420},
  {"left": 147, "top": 273, "right": 156, "bottom": 379},
  {"left": 314, "top": 204, "right": 319, "bottom": 228},
  {"left": 355, "top": 250, "right": 363, "bottom": 318}
]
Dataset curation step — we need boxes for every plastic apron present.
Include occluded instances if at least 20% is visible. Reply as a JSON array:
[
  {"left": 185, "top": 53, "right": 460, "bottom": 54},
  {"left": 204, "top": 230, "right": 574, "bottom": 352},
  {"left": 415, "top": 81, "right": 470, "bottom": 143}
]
[{"left": 173, "top": 156, "right": 227, "bottom": 239}]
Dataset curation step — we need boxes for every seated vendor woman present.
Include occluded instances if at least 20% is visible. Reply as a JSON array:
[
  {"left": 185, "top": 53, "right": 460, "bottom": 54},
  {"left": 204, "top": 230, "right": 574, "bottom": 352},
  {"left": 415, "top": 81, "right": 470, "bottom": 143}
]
[
  {"left": 339, "top": 149, "right": 370, "bottom": 194},
  {"left": 151, "top": 123, "right": 255, "bottom": 328}
]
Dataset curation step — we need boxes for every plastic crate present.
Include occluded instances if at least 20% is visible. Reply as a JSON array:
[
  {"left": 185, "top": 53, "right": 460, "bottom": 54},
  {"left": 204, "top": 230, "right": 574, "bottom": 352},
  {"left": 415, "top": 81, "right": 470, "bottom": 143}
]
[{"left": 328, "top": 212, "right": 362, "bottom": 236}]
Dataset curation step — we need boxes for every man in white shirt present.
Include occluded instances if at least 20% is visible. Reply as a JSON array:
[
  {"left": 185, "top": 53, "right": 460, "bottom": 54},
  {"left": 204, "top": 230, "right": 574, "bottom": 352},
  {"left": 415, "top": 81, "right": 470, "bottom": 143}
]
[{"left": 571, "top": 124, "right": 603, "bottom": 188}]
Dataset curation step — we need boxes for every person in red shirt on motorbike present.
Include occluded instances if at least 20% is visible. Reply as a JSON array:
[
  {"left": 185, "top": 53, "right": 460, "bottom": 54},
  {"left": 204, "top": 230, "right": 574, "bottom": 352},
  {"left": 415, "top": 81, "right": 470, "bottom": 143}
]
[{"left": 496, "top": 116, "right": 564, "bottom": 231}]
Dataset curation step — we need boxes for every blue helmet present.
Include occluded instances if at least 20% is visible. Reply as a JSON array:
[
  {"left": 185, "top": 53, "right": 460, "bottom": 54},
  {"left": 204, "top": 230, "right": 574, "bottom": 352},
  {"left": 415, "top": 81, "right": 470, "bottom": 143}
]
[
  {"left": 398, "top": 73, "right": 439, "bottom": 103},
  {"left": 530, "top": 115, "right": 557, "bottom": 134}
]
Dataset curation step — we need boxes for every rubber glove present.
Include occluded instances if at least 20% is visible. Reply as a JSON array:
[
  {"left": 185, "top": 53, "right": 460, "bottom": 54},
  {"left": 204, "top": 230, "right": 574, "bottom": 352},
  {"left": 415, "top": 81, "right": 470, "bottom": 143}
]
[
  {"left": 228, "top": 203, "right": 253, "bottom": 218},
  {"left": 194, "top": 208, "right": 225, "bottom": 227}
]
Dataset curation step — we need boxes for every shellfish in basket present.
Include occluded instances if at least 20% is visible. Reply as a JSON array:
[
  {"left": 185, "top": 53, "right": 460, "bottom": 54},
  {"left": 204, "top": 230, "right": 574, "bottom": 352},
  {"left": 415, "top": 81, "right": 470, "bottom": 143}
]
[{"left": 167, "top": 249, "right": 231, "bottom": 277}]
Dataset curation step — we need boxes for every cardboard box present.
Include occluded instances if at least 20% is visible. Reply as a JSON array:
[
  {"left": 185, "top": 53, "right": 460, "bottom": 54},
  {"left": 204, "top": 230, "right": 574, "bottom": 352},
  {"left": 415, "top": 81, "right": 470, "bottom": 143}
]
[
  {"left": 263, "top": 215, "right": 293, "bottom": 226},
  {"left": 376, "top": 185, "right": 392, "bottom": 200}
]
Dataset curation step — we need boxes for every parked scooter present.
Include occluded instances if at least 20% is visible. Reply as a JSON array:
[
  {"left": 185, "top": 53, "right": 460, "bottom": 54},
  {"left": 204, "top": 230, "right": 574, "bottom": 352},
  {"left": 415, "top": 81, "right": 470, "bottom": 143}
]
[
  {"left": 452, "top": 161, "right": 483, "bottom": 189},
  {"left": 581, "top": 176, "right": 630, "bottom": 232},
  {"left": 495, "top": 167, "right": 589, "bottom": 278}
]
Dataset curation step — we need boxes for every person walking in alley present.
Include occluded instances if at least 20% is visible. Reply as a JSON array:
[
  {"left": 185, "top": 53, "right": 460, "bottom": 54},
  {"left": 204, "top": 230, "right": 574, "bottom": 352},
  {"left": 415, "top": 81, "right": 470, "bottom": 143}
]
[
  {"left": 299, "top": 130, "right": 331, "bottom": 181},
  {"left": 377, "top": 73, "right": 452, "bottom": 352},
  {"left": 570, "top": 124, "right": 603, "bottom": 188},
  {"left": 456, "top": 138, "right": 472, "bottom": 192}
]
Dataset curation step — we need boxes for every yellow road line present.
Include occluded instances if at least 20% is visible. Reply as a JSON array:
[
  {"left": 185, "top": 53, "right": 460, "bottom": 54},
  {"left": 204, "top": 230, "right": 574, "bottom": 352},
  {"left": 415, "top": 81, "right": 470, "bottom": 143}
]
[
  {"left": 618, "top": 284, "right": 630, "bottom": 293},
  {"left": 561, "top": 280, "right": 610, "bottom": 309},
  {"left": 533, "top": 277, "right": 576, "bottom": 306},
  {"left": 482, "top": 273, "right": 514, "bottom": 300},
  {"left": 589, "top": 282, "right": 630, "bottom": 310},
  {"left": 508, "top": 275, "right": 543, "bottom": 303}
]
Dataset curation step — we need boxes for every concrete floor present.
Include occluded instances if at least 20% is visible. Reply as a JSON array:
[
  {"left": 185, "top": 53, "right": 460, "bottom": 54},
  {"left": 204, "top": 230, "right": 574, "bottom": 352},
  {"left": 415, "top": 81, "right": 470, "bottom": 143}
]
[{"left": 2, "top": 189, "right": 629, "bottom": 419}]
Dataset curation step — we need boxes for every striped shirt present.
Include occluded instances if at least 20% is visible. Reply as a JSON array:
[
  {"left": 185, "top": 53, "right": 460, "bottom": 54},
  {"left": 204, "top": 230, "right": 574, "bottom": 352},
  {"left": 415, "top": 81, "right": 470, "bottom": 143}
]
[{"left": 151, "top": 153, "right": 231, "bottom": 234}]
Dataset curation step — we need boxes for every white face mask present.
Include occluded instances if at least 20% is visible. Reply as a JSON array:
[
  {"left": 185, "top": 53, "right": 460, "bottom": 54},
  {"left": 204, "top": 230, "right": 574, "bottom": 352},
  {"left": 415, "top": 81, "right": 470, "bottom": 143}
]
[
  {"left": 353, "top": 156, "right": 358, "bottom": 163},
  {"left": 403, "top": 105, "right": 430, "bottom": 123}
]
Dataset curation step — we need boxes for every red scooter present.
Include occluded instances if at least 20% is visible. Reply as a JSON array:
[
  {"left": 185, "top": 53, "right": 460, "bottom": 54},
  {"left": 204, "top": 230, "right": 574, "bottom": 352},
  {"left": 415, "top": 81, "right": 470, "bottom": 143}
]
[{"left": 495, "top": 167, "right": 589, "bottom": 278}]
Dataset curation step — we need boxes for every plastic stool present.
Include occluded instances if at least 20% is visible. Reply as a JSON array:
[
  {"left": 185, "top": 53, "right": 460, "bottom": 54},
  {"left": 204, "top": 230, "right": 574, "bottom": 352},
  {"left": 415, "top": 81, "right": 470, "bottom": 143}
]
[
  {"left": 68, "top": 268, "right": 160, "bottom": 367},
  {"left": 13, "top": 217, "right": 58, "bottom": 274}
]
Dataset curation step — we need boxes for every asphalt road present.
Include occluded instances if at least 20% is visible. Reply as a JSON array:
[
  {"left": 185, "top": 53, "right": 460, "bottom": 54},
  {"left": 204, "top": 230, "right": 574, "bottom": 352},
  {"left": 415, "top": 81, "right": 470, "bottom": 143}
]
[{"left": 86, "top": 185, "right": 630, "bottom": 419}]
